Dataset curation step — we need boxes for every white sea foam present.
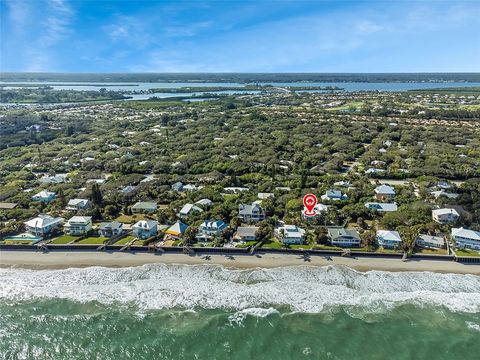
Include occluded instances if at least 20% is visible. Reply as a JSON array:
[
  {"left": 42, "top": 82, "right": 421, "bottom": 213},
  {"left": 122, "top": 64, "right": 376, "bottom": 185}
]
[{"left": 0, "top": 264, "right": 479, "bottom": 314}]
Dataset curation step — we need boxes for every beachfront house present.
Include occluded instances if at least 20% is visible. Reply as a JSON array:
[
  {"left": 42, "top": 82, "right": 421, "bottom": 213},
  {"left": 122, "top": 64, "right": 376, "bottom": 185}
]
[
  {"left": 24, "top": 215, "right": 64, "bottom": 237},
  {"left": 64, "top": 216, "right": 92, "bottom": 236},
  {"left": 66, "top": 198, "right": 91, "bottom": 211},
  {"left": 131, "top": 201, "right": 157, "bottom": 214},
  {"left": 275, "top": 224, "right": 306, "bottom": 245},
  {"left": 377, "top": 230, "right": 402, "bottom": 249},
  {"left": 165, "top": 220, "right": 188, "bottom": 238},
  {"left": 327, "top": 227, "right": 361, "bottom": 247},
  {"left": 196, "top": 220, "right": 227, "bottom": 241},
  {"left": 432, "top": 208, "right": 460, "bottom": 224},
  {"left": 233, "top": 226, "right": 259, "bottom": 242},
  {"left": 321, "top": 189, "right": 348, "bottom": 201},
  {"left": 99, "top": 221, "right": 124, "bottom": 237},
  {"left": 416, "top": 234, "right": 446, "bottom": 249},
  {"left": 132, "top": 220, "right": 158, "bottom": 240},
  {"left": 31, "top": 190, "right": 56, "bottom": 203},
  {"left": 365, "top": 202, "right": 398, "bottom": 212},
  {"left": 451, "top": 227, "right": 480, "bottom": 250},
  {"left": 179, "top": 203, "right": 203, "bottom": 217},
  {"left": 238, "top": 203, "right": 265, "bottom": 223},
  {"left": 374, "top": 185, "right": 396, "bottom": 201}
]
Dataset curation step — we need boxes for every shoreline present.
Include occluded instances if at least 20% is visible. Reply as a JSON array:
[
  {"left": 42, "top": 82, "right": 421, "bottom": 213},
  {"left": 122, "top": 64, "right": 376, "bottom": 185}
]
[{"left": 1, "top": 251, "right": 479, "bottom": 274}]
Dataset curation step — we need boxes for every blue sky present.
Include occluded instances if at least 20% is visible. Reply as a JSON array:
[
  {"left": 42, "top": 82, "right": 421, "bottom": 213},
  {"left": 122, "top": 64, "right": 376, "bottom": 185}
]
[{"left": 1, "top": 0, "right": 479, "bottom": 72}]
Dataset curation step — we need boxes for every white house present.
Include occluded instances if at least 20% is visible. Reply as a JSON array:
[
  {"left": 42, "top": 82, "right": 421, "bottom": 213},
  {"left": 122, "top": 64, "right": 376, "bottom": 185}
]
[
  {"left": 432, "top": 208, "right": 460, "bottom": 224},
  {"left": 276, "top": 225, "right": 306, "bottom": 245},
  {"left": 374, "top": 185, "right": 396, "bottom": 201},
  {"left": 430, "top": 190, "right": 459, "bottom": 199},
  {"left": 377, "top": 230, "right": 402, "bottom": 249},
  {"left": 321, "top": 190, "right": 347, "bottom": 201},
  {"left": 238, "top": 203, "right": 265, "bottom": 222},
  {"left": 416, "top": 234, "right": 445, "bottom": 249},
  {"left": 64, "top": 216, "right": 92, "bottom": 236},
  {"left": 196, "top": 198, "right": 213, "bottom": 207},
  {"left": 327, "top": 227, "right": 361, "bottom": 247},
  {"left": 99, "top": 221, "right": 124, "bottom": 237},
  {"left": 365, "top": 202, "right": 398, "bottom": 212},
  {"left": 132, "top": 220, "right": 158, "bottom": 240},
  {"left": 451, "top": 227, "right": 480, "bottom": 250},
  {"left": 131, "top": 201, "right": 157, "bottom": 214},
  {"left": 179, "top": 203, "right": 203, "bottom": 216},
  {"left": 258, "top": 192, "right": 274, "bottom": 200},
  {"left": 24, "top": 215, "right": 64, "bottom": 237},
  {"left": 66, "top": 198, "right": 91, "bottom": 211},
  {"left": 32, "top": 190, "right": 56, "bottom": 203},
  {"left": 197, "top": 220, "right": 227, "bottom": 241},
  {"left": 302, "top": 203, "right": 329, "bottom": 219}
]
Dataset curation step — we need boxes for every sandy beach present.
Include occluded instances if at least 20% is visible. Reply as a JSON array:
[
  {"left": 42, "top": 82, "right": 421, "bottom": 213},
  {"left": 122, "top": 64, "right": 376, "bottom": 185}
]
[{"left": 1, "top": 251, "right": 479, "bottom": 274}]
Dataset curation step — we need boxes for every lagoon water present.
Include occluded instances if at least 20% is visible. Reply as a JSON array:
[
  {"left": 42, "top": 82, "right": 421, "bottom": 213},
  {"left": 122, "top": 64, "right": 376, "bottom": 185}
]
[{"left": 1, "top": 264, "right": 479, "bottom": 359}]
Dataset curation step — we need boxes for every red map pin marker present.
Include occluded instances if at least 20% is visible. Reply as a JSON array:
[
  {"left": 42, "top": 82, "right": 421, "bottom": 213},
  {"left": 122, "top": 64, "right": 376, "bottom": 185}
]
[{"left": 303, "top": 193, "right": 317, "bottom": 217}]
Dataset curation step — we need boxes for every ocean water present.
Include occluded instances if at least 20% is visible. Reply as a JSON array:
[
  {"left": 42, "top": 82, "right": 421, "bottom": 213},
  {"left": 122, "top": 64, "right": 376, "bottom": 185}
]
[{"left": 0, "top": 264, "right": 479, "bottom": 359}]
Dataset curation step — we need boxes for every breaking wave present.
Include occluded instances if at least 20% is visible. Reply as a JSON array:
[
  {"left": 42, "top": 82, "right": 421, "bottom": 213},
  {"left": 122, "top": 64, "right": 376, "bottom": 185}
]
[{"left": 0, "top": 264, "right": 479, "bottom": 314}]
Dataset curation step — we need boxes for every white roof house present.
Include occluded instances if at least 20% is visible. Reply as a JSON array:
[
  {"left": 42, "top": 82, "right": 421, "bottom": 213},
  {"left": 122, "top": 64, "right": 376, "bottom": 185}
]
[
  {"left": 377, "top": 230, "right": 402, "bottom": 249},
  {"left": 276, "top": 224, "right": 306, "bottom": 244},
  {"left": 179, "top": 203, "right": 203, "bottom": 216},
  {"left": 452, "top": 227, "right": 480, "bottom": 250},
  {"left": 365, "top": 202, "right": 398, "bottom": 212},
  {"left": 374, "top": 184, "right": 396, "bottom": 196},
  {"left": 64, "top": 216, "right": 92, "bottom": 235},
  {"left": 431, "top": 190, "right": 459, "bottom": 199},
  {"left": 32, "top": 190, "right": 56, "bottom": 202},
  {"left": 432, "top": 208, "right": 460, "bottom": 224},
  {"left": 24, "top": 215, "right": 64, "bottom": 237},
  {"left": 321, "top": 190, "right": 347, "bottom": 201},
  {"left": 66, "top": 198, "right": 91, "bottom": 210},
  {"left": 258, "top": 192, "right": 274, "bottom": 200},
  {"left": 196, "top": 198, "right": 213, "bottom": 207}
]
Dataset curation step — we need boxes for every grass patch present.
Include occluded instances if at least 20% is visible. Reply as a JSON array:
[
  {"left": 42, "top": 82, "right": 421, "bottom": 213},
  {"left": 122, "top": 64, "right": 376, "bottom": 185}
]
[
  {"left": 76, "top": 236, "right": 108, "bottom": 245},
  {"left": 235, "top": 240, "right": 258, "bottom": 248},
  {"left": 455, "top": 249, "right": 480, "bottom": 257},
  {"left": 115, "top": 214, "right": 149, "bottom": 223},
  {"left": 260, "top": 239, "right": 284, "bottom": 248},
  {"left": 49, "top": 235, "right": 79, "bottom": 244},
  {"left": 414, "top": 247, "right": 448, "bottom": 255},
  {"left": 113, "top": 235, "right": 136, "bottom": 245}
]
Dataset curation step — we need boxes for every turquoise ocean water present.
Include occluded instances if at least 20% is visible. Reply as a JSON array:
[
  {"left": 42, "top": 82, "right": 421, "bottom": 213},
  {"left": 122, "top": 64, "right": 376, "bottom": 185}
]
[{"left": 1, "top": 264, "right": 479, "bottom": 359}]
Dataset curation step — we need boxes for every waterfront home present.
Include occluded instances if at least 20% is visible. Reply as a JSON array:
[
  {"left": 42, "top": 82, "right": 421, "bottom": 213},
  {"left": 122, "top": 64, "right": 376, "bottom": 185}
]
[
  {"left": 196, "top": 220, "right": 227, "bottom": 241},
  {"left": 99, "top": 221, "right": 124, "bottom": 237},
  {"left": 377, "top": 230, "right": 402, "bottom": 249},
  {"left": 327, "top": 227, "right": 361, "bottom": 247},
  {"left": 31, "top": 190, "right": 56, "bottom": 203},
  {"left": 165, "top": 220, "right": 188, "bottom": 238},
  {"left": 131, "top": 201, "right": 157, "bottom": 214},
  {"left": 24, "top": 215, "right": 64, "bottom": 237},
  {"left": 302, "top": 203, "right": 329, "bottom": 219},
  {"left": 64, "top": 216, "right": 92, "bottom": 236},
  {"left": 179, "top": 203, "right": 203, "bottom": 216},
  {"left": 196, "top": 198, "right": 213, "bottom": 207},
  {"left": 432, "top": 208, "right": 460, "bottom": 224},
  {"left": 238, "top": 203, "right": 265, "bottom": 223},
  {"left": 39, "top": 174, "right": 67, "bottom": 184},
  {"left": 365, "top": 202, "right": 398, "bottom": 212},
  {"left": 451, "top": 227, "right": 480, "bottom": 250},
  {"left": 66, "top": 198, "right": 91, "bottom": 211},
  {"left": 374, "top": 185, "right": 396, "bottom": 201},
  {"left": 416, "top": 234, "right": 446, "bottom": 249},
  {"left": 276, "top": 224, "right": 306, "bottom": 245},
  {"left": 430, "top": 189, "right": 459, "bottom": 199},
  {"left": 233, "top": 226, "right": 259, "bottom": 241},
  {"left": 132, "top": 220, "right": 158, "bottom": 240},
  {"left": 321, "top": 189, "right": 348, "bottom": 201}
]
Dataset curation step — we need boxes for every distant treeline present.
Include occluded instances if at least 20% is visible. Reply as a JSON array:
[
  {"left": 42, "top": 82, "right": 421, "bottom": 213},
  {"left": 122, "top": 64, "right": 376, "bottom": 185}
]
[{"left": 2, "top": 72, "right": 480, "bottom": 83}]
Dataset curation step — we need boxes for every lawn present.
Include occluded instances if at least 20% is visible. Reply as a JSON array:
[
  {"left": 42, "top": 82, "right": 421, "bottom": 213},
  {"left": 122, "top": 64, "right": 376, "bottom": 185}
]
[
  {"left": 76, "top": 236, "right": 108, "bottom": 245},
  {"left": 49, "top": 235, "right": 79, "bottom": 244},
  {"left": 114, "top": 214, "right": 149, "bottom": 223},
  {"left": 414, "top": 247, "right": 448, "bottom": 255},
  {"left": 112, "top": 235, "right": 136, "bottom": 245},
  {"left": 235, "top": 240, "right": 259, "bottom": 248},
  {"left": 260, "top": 239, "right": 284, "bottom": 248},
  {"left": 455, "top": 249, "right": 480, "bottom": 257}
]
